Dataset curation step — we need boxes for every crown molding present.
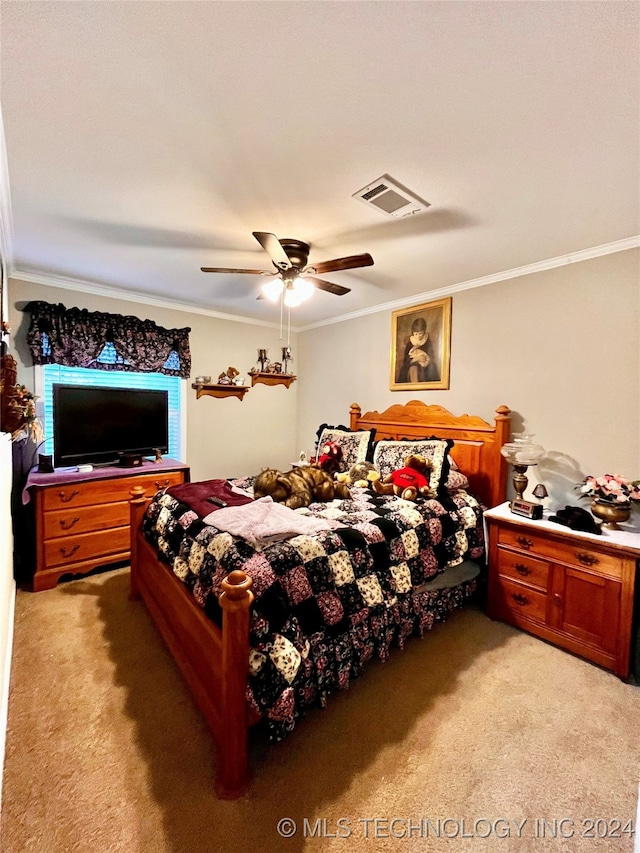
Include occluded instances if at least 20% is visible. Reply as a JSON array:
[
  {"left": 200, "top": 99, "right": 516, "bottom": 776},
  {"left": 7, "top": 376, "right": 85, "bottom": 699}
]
[
  {"left": 298, "top": 235, "right": 640, "bottom": 331},
  {"left": 11, "top": 234, "right": 638, "bottom": 334},
  {"left": 10, "top": 269, "right": 289, "bottom": 330}
]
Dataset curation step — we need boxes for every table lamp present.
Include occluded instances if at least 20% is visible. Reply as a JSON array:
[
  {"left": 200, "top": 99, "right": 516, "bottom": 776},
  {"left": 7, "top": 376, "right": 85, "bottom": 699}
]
[{"left": 500, "top": 434, "right": 545, "bottom": 518}]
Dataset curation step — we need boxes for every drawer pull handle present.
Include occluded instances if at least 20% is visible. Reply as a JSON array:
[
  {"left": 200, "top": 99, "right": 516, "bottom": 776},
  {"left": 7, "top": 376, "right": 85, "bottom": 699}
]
[
  {"left": 60, "top": 544, "right": 80, "bottom": 559},
  {"left": 154, "top": 479, "right": 171, "bottom": 491},
  {"left": 576, "top": 552, "right": 599, "bottom": 567},
  {"left": 516, "top": 536, "right": 533, "bottom": 550},
  {"left": 58, "top": 489, "right": 80, "bottom": 504},
  {"left": 59, "top": 517, "right": 80, "bottom": 531},
  {"left": 553, "top": 593, "right": 562, "bottom": 607},
  {"left": 511, "top": 592, "right": 529, "bottom": 607},
  {"left": 514, "top": 563, "right": 531, "bottom": 576}
]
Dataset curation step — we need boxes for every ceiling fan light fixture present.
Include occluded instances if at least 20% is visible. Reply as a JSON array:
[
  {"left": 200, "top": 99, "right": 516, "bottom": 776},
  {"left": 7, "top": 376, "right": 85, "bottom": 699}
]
[
  {"left": 292, "top": 277, "right": 314, "bottom": 301},
  {"left": 283, "top": 286, "right": 304, "bottom": 308},
  {"left": 261, "top": 278, "right": 284, "bottom": 302}
]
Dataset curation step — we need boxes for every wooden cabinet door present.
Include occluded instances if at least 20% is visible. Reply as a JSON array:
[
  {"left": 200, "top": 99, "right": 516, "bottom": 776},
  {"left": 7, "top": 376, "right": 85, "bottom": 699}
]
[{"left": 548, "top": 565, "right": 621, "bottom": 656}]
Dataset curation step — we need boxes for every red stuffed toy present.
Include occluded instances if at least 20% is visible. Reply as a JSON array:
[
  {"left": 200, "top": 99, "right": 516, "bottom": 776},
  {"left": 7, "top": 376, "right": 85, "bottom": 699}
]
[
  {"left": 370, "top": 453, "right": 433, "bottom": 501},
  {"left": 316, "top": 440, "right": 343, "bottom": 475}
]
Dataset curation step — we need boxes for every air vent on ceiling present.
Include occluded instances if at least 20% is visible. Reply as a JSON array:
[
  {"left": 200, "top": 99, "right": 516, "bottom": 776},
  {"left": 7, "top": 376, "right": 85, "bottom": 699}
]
[{"left": 352, "top": 174, "right": 431, "bottom": 218}]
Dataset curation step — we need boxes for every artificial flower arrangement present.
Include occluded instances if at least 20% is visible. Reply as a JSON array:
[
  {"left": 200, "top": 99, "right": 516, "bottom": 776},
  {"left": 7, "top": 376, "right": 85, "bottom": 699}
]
[
  {"left": 576, "top": 474, "right": 640, "bottom": 506},
  {"left": 5, "top": 384, "right": 44, "bottom": 443},
  {"left": 0, "top": 349, "right": 44, "bottom": 442}
]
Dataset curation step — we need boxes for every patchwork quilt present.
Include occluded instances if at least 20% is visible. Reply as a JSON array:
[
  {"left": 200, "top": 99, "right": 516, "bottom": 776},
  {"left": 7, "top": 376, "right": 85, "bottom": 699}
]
[{"left": 142, "top": 482, "right": 485, "bottom": 740}]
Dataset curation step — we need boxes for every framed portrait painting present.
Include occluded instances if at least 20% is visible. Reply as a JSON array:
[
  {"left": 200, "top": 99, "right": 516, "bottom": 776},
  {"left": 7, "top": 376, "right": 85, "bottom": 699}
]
[{"left": 390, "top": 297, "right": 452, "bottom": 391}]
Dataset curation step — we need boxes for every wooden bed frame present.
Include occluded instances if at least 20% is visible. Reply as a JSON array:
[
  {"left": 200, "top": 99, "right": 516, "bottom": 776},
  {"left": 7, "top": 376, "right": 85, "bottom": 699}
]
[{"left": 128, "top": 401, "right": 510, "bottom": 798}]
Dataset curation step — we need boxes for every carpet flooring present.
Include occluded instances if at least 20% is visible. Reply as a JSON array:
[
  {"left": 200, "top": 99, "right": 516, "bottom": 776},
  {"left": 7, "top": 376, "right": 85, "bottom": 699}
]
[{"left": 1, "top": 567, "right": 639, "bottom": 852}]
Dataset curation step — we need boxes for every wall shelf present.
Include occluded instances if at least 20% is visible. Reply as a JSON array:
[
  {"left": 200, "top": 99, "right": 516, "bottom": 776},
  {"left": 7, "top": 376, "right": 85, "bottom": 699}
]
[
  {"left": 250, "top": 372, "right": 297, "bottom": 389},
  {"left": 192, "top": 383, "right": 250, "bottom": 401}
]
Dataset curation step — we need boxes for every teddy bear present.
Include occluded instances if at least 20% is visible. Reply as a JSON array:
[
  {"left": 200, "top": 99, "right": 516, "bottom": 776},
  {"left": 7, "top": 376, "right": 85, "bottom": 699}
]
[
  {"left": 217, "top": 366, "right": 240, "bottom": 385},
  {"left": 316, "top": 440, "right": 343, "bottom": 475},
  {"left": 253, "top": 465, "right": 351, "bottom": 509},
  {"left": 336, "top": 460, "right": 378, "bottom": 489},
  {"left": 369, "top": 453, "right": 433, "bottom": 502}
]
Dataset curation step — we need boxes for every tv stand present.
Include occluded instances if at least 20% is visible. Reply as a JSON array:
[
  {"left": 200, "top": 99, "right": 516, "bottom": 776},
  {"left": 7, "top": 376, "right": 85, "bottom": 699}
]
[{"left": 24, "top": 459, "right": 189, "bottom": 591}]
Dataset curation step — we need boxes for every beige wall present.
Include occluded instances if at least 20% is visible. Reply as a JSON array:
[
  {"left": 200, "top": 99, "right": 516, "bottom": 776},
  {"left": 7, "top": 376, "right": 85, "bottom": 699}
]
[
  {"left": 297, "top": 249, "right": 640, "bottom": 507},
  {"left": 8, "top": 249, "right": 640, "bottom": 506},
  {"left": 8, "top": 278, "right": 299, "bottom": 481}
]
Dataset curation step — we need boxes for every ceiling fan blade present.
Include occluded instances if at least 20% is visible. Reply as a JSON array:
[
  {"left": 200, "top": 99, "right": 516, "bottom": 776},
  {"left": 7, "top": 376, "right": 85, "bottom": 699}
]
[
  {"left": 306, "top": 276, "right": 351, "bottom": 296},
  {"left": 309, "top": 253, "right": 373, "bottom": 275},
  {"left": 252, "top": 232, "right": 292, "bottom": 270},
  {"left": 201, "top": 266, "right": 273, "bottom": 274}
]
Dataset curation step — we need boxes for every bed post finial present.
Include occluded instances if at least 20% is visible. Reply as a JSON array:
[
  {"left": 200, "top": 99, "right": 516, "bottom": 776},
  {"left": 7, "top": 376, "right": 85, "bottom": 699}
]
[
  {"left": 217, "top": 570, "right": 254, "bottom": 799},
  {"left": 349, "top": 402, "right": 361, "bottom": 431},
  {"left": 220, "top": 570, "right": 254, "bottom": 608}
]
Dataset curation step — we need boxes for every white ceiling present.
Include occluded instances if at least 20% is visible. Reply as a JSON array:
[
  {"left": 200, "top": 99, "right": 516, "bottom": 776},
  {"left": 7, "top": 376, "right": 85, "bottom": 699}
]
[{"left": 2, "top": 1, "right": 639, "bottom": 327}]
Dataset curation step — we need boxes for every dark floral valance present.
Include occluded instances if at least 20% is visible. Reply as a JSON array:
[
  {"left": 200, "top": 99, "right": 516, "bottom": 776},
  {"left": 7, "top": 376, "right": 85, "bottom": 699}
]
[{"left": 24, "top": 301, "right": 191, "bottom": 379}]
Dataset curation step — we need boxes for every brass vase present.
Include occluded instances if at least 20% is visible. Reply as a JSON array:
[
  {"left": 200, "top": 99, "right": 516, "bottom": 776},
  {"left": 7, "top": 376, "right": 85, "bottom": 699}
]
[{"left": 590, "top": 499, "right": 631, "bottom": 530}]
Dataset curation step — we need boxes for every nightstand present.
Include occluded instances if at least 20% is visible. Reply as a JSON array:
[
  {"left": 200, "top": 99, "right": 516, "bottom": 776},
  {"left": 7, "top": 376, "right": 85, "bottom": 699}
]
[{"left": 485, "top": 502, "right": 640, "bottom": 679}]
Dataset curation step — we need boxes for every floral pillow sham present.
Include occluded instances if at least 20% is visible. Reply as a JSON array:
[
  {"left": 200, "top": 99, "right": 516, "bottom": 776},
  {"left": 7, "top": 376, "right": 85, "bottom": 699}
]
[
  {"left": 444, "top": 466, "right": 470, "bottom": 492},
  {"left": 314, "top": 425, "right": 376, "bottom": 472},
  {"left": 372, "top": 437, "right": 454, "bottom": 494}
]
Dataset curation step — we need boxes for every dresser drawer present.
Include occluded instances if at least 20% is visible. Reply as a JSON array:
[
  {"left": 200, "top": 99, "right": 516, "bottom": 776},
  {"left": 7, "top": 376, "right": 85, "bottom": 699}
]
[
  {"left": 44, "top": 526, "right": 130, "bottom": 568},
  {"left": 496, "top": 548, "right": 549, "bottom": 591},
  {"left": 43, "top": 502, "right": 130, "bottom": 540},
  {"left": 41, "top": 470, "right": 184, "bottom": 511},
  {"left": 493, "top": 576, "right": 548, "bottom": 624},
  {"left": 497, "top": 526, "right": 623, "bottom": 579}
]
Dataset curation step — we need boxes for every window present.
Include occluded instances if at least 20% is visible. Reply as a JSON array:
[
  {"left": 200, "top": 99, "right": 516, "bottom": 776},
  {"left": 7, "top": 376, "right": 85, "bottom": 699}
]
[{"left": 37, "top": 365, "right": 185, "bottom": 461}]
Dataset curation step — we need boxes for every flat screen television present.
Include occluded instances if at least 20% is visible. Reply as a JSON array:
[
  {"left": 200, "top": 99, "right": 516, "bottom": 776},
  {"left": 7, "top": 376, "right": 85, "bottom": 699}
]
[{"left": 52, "top": 384, "right": 169, "bottom": 468}]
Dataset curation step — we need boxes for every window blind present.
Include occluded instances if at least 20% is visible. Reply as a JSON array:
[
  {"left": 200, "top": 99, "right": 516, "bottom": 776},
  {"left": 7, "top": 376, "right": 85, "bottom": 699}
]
[{"left": 41, "top": 365, "right": 181, "bottom": 460}]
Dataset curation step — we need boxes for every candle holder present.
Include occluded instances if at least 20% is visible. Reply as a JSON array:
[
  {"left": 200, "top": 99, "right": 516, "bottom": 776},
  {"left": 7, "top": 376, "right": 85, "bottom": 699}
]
[
  {"left": 257, "top": 349, "right": 268, "bottom": 372},
  {"left": 281, "top": 346, "right": 293, "bottom": 374}
]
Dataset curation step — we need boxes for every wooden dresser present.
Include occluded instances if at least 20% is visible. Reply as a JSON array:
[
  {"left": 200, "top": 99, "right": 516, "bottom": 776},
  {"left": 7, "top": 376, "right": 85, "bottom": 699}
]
[
  {"left": 485, "top": 502, "right": 640, "bottom": 679},
  {"left": 25, "top": 460, "right": 189, "bottom": 591}
]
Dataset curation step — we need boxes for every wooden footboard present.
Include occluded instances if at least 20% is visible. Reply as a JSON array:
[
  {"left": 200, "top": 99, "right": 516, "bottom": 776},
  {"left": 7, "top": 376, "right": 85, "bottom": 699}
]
[{"left": 129, "top": 486, "right": 255, "bottom": 799}]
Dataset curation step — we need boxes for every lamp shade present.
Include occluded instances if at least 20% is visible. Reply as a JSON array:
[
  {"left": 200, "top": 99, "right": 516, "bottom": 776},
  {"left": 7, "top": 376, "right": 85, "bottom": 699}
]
[
  {"left": 261, "top": 279, "right": 284, "bottom": 302},
  {"left": 533, "top": 483, "right": 549, "bottom": 499},
  {"left": 500, "top": 434, "right": 545, "bottom": 466}
]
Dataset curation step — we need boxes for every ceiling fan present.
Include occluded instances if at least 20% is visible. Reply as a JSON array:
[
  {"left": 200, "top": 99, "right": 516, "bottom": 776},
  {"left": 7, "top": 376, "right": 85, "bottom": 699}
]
[{"left": 201, "top": 231, "right": 373, "bottom": 307}]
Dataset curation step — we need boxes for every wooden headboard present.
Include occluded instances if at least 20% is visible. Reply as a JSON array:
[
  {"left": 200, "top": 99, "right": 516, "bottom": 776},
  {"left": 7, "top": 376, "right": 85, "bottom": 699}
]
[{"left": 350, "top": 401, "right": 511, "bottom": 508}]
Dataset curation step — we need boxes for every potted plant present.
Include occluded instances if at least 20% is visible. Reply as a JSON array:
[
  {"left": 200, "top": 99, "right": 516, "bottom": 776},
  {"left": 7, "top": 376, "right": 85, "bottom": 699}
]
[{"left": 576, "top": 474, "right": 640, "bottom": 529}]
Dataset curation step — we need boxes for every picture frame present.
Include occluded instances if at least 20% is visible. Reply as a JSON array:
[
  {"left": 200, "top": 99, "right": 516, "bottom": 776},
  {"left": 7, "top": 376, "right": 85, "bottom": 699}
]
[{"left": 390, "top": 297, "right": 452, "bottom": 391}]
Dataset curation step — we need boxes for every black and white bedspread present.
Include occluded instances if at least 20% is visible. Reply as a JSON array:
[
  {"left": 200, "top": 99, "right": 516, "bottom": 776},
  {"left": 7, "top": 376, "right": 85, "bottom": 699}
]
[{"left": 142, "top": 482, "right": 485, "bottom": 740}]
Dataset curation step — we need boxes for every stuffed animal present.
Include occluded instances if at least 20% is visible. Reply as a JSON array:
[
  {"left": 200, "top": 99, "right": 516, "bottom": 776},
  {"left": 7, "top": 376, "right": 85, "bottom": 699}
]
[
  {"left": 336, "top": 460, "right": 378, "bottom": 489},
  {"left": 369, "top": 453, "right": 433, "bottom": 502},
  {"left": 317, "top": 440, "right": 343, "bottom": 475},
  {"left": 254, "top": 465, "right": 351, "bottom": 509},
  {"left": 218, "top": 366, "right": 240, "bottom": 385}
]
